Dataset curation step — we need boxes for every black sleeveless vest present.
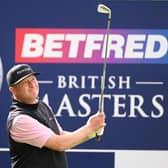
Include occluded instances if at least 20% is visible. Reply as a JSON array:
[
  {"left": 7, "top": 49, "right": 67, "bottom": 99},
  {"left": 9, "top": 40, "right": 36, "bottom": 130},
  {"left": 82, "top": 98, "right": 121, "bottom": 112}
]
[{"left": 7, "top": 99, "right": 68, "bottom": 168}]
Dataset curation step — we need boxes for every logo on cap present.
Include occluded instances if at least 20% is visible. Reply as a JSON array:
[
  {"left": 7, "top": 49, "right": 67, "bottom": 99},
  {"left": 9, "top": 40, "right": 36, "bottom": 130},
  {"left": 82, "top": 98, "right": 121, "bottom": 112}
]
[
  {"left": 16, "top": 67, "right": 31, "bottom": 75},
  {"left": 6, "top": 64, "right": 39, "bottom": 86}
]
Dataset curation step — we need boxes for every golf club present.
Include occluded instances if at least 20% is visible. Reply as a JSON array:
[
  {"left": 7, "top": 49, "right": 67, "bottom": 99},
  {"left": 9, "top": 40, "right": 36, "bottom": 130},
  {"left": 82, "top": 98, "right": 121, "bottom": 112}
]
[{"left": 96, "top": 4, "right": 112, "bottom": 141}]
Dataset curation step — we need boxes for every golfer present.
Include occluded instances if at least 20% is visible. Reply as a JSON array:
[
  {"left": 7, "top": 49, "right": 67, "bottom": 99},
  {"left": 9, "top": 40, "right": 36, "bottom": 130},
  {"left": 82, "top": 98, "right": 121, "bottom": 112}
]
[{"left": 6, "top": 64, "right": 106, "bottom": 168}]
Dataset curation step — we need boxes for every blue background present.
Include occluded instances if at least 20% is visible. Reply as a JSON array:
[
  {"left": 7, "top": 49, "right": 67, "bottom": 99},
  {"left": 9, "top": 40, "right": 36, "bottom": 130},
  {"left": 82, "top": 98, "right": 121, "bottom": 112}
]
[{"left": 0, "top": 0, "right": 168, "bottom": 168}]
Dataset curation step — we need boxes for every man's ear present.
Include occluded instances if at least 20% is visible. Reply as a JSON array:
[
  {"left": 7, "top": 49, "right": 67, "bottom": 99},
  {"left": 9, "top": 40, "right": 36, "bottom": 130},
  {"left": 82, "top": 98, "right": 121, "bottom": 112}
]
[{"left": 9, "top": 86, "right": 15, "bottom": 95}]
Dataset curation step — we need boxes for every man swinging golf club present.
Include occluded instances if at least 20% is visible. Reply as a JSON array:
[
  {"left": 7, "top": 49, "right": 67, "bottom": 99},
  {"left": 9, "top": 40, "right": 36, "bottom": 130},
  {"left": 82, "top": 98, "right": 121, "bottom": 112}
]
[
  {"left": 6, "top": 4, "right": 110, "bottom": 168},
  {"left": 6, "top": 63, "right": 106, "bottom": 168}
]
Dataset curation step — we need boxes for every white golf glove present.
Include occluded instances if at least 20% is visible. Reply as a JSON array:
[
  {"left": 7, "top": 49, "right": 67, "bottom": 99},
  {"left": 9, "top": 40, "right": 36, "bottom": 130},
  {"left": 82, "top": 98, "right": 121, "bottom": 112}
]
[
  {"left": 96, "top": 127, "right": 104, "bottom": 136},
  {"left": 88, "top": 128, "right": 104, "bottom": 139}
]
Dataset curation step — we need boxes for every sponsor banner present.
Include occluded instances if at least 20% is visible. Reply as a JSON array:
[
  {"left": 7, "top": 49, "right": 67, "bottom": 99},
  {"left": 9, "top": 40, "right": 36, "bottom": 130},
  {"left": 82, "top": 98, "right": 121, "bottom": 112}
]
[
  {"left": 35, "top": 63, "right": 168, "bottom": 150},
  {"left": 13, "top": 29, "right": 168, "bottom": 150},
  {"left": 15, "top": 28, "right": 168, "bottom": 64}
]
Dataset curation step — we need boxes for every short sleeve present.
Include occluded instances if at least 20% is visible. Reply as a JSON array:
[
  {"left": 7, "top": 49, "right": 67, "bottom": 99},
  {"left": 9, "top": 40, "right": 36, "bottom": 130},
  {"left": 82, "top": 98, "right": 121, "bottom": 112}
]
[{"left": 10, "top": 114, "right": 55, "bottom": 148}]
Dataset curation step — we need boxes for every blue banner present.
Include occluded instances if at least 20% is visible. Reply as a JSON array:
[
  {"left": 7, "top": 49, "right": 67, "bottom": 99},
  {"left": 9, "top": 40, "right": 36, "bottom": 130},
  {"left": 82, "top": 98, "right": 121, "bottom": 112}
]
[{"left": 0, "top": 1, "right": 168, "bottom": 168}]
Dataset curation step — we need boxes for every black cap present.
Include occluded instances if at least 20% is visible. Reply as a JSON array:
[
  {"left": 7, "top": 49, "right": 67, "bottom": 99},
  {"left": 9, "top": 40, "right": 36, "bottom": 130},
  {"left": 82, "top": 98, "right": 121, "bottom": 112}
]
[{"left": 6, "top": 64, "right": 39, "bottom": 86}]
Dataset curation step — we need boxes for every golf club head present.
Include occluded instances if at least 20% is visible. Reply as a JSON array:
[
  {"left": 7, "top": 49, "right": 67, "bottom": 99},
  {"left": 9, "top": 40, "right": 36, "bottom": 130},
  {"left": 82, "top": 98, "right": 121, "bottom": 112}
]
[{"left": 97, "top": 4, "right": 111, "bottom": 18}]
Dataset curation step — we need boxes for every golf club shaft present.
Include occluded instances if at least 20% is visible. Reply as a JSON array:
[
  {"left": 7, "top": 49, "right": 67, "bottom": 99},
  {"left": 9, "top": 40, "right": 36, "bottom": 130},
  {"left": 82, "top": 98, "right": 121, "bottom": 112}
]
[
  {"left": 96, "top": 11, "right": 111, "bottom": 142},
  {"left": 99, "top": 17, "right": 111, "bottom": 112}
]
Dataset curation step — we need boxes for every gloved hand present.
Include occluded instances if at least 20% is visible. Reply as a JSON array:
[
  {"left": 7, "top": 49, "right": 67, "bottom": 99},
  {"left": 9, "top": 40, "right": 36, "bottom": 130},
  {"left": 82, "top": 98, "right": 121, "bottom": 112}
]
[
  {"left": 96, "top": 127, "right": 104, "bottom": 136},
  {"left": 88, "top": 127, "right": 104, "bottom": 139}
]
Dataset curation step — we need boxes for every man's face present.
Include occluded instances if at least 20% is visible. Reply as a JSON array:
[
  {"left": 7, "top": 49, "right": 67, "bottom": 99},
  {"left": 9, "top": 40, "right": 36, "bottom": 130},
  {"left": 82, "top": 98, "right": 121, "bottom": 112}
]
[{"left": 10, "top": 75, "right": 39, "bottom": 104}]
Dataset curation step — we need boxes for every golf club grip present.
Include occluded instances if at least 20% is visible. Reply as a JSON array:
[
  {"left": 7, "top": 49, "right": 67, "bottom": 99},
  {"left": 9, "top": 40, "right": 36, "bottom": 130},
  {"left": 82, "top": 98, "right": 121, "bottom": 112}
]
[
  {"left": 96, "top": 133, "right": 101, "bottom": 142},
  {"left": 96, "top": 110, "right": 103, "bottom": 141}
]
